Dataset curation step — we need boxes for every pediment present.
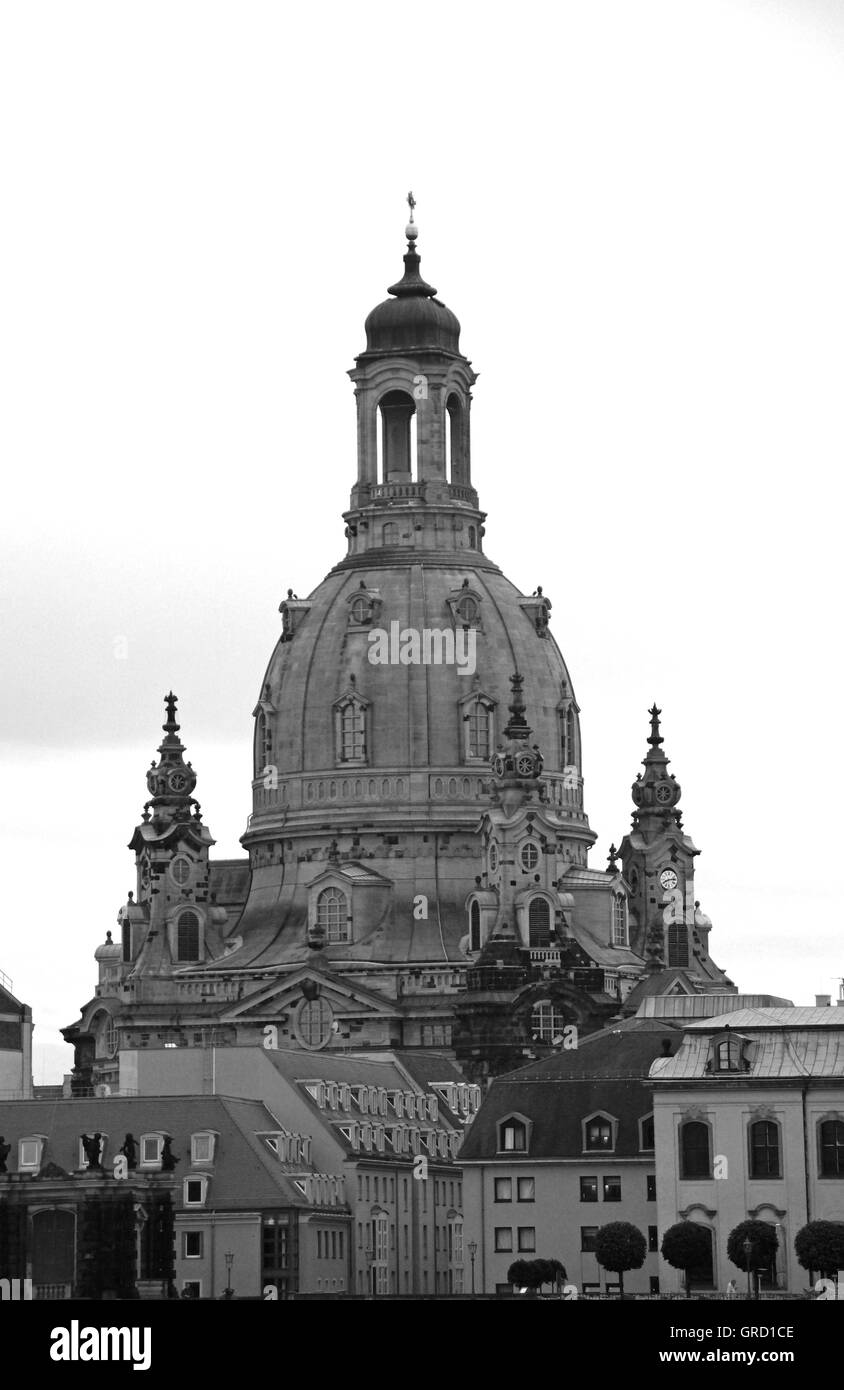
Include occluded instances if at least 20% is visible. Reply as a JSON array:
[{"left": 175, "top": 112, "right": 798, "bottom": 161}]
[{"left": 219, "top": 965, "right": 400, "bottom": 1023}]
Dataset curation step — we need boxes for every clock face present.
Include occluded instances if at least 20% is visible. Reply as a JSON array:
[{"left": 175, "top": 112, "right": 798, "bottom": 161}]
[
  {"left": 492, "top": 754, "right": 506, "bottom": 778},
  {"left": 655, "top": 784, "right": 673, "bottom": 804},
  {"left": 516, "top": 753, "right": 535, "bottom": 777},
  {"left": 169, "top": 771, "right": 188, "bottom": 792},
  {"left": 660, "top": 868, "right": 678, "bottom": 892}
]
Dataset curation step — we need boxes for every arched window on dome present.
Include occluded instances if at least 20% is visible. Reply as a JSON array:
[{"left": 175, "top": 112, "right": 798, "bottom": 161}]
[
  {"left": 334, "top": 692, "right": 368, "bottom": 766},
  {"left": 177, "top": 911, "right": 201, "bottom": 963},
  {"left": 255, "top": 710, "right": 272, "bottom": 776},
  {"left": 469, "top": 900, "right": 481, "bottom": 952},
  {"left": 382, "top": 521, "right": 400, "bottom": 547},
  {"left": 446, "top": 393, "right": 467, "bottom": 486},
  {"left": 317, "top": 888, "right": 350, "bottom": 944},
  {"left": 378, "top": 390, "right": 416, "bottom": 483},
  {"left": 531, "top": 1000, "right": 565, "bottom": 1043},
  {"left": 559, "top": 704, "right": 576, "bottom": 769},
  {"left": 528, "top": 897, "right": 552, "bottom": 949}
]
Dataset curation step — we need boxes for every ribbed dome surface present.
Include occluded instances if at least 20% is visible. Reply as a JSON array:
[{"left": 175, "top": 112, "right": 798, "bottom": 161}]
[
  {"left": 259, "top": 563, "right": 574, "bottom": 791},
  {"left": 365, "top": 295, "right": 461, "bottom": 354}
]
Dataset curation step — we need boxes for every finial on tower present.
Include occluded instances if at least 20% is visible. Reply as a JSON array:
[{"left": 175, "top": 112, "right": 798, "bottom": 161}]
[
  {"left": 405, "top": 190, "right": 418, "bottom": 243},
  {"left": 648, "top": 704, "right": 663, "bottom": 748},
  {"left": 163, "top": 691, "right": 180, "bottom": 736}
]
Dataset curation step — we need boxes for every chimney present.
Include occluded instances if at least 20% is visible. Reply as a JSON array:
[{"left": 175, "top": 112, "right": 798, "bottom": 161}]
[
  {"left": 816, "top": 994, "right": 832, "bottom": 1008},
  {"left": 661, "top": 1038, "right": 673, "bottom": 1056}
]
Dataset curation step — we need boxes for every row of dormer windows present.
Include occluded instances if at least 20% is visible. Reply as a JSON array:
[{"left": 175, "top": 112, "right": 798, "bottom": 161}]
[
  {"left": 10, "top": 1130, "right": 218, "bottom": 1174},
  {"left": 497, "top": 1112, "right": 655, "bottom": 1155},
  {"left": 337, "top": 1122, "right": 461, "bottom": 1160},
  {"left": 302, "top": 1081, "right": 444, "bottom": 1121}
]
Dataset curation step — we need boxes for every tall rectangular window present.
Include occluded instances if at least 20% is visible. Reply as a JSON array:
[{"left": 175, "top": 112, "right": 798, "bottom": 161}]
[
  {"left": 603, "top": 1176, "right": 621, "bottom": 1202},
  {"left": 494, "top": 1228, "right": 513, "bottom": 1252},
  {"left": 581, "top": 1226, "right": 598, "bottom": 1253},
  {"left": 580, "top": 1176, "right": 598, "bottom": 1203}
]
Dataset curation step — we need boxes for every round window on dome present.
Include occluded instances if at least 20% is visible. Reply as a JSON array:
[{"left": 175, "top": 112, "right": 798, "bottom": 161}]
[
  {"left": 521, "top": 843, "right": 539, "bottom": 871},
  {"left": 456, "top": 595, "right": 479, "bottom": 625}
]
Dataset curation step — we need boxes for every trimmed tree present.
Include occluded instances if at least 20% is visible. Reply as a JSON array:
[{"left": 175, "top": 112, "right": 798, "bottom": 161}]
[
  {"left": 795, "top": 1221, "right": 844, "bottom": 1282},
  {"left": 507, "top": 1259, "right": 535, "bottom": 1291},
  {"left": 661, "top": 1221, "right": 713, "bottom": 1298},
  {"left": 595, "top": 1221, "right": 647, "bottom": 1299},
  {"left": 727, "top": 1219, "right": 779, "bottom": 1293}
]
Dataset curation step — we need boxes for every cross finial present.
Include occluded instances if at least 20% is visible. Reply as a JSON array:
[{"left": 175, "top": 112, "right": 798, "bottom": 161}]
[{"left": 407, "top": 190, "right": 416, "bottom": 220}]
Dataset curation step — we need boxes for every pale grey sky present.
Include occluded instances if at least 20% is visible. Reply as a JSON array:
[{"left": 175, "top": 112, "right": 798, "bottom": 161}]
[{"left": 1, "top": 0, "right": 842, "bottom": 1081}]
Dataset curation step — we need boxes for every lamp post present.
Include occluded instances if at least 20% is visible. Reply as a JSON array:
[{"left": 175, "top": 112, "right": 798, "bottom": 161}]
[
  {"left": 468, "top": 1240, "right": 477, "bottom": 1295},
  {"left": 742, "top": 1238, "right": 753, "bottom": 1301},
  {"left": 224, "top": 1250, "right": 234, "bottom": 1299}
]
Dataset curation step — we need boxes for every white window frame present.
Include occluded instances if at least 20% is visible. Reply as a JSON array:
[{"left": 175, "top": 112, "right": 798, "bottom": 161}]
[
  {"left": 183, "top": 1231, "right": 204, "bottom": 1259},
  {"left": 18, "top": 1137, "right": 45, "bottom": 1171},
  {"left": 140, "top": 1133, "right": 164, "bottom": 1169},
  {"left": 190, "top": 1132, "right": 217, "bottom": 1165},
  {"left": 316, "top": 887, "right": 351, "bottom": 944},
  {"left": 582, "top": 1111, "right": 617, "bottom": 1154},
  {"left": 334, "top": 694, "right": 369, "bottom": 766},
  {"left": 184, "top": 1175, "right": 209, "bottom": 1207}
]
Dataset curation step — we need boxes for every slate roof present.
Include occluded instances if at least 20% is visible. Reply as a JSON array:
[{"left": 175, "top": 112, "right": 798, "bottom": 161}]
[
  {"left": 459, "top": 1019, "right": 684, "bottom": 1162},
  {"left": 651, "top": 1010, "right": 844, "bottom": 1082},
  {"left": 0, "top": 1095, "right": 318, "bottom": 1209}
]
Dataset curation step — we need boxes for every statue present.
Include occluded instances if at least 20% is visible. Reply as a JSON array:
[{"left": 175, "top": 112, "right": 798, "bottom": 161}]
[
  {"left": 0, "top": 1137, "right": 10, "bottom": 1173},
  {"left": 161, "top": 1136, "right": 179, "bottom": 1171},
  {"left": 81, "top": 1132, "right": 103, "bottom": 1168},
  {"left": 121, "top": 1133, "right": 138, "bottom": 1169}
]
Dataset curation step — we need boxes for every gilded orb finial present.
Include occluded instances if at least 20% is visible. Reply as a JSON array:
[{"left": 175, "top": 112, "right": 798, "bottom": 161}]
[{"left": 405, "top": 190, "right": 418, "bottom": 242}]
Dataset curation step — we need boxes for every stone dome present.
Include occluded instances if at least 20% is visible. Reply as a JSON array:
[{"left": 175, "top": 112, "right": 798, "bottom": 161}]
[{"left": 249, "top": 557, "right": 583, "bottom": 839}]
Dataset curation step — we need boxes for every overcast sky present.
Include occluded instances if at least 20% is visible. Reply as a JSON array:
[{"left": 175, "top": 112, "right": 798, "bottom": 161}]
[{"left": 2, "top": 0, "right": 842, "bottom": 1083}]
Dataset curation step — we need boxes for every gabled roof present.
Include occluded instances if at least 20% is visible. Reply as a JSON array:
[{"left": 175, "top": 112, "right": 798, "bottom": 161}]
[{"left": 651, "top": 1024, "right": 844, "bottom": 1081}]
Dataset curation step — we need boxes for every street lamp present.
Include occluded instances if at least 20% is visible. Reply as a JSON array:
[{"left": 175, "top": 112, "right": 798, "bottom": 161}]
[
  {"left": 742, "top": 1238, "right": 753, "bottom": 1301},
  {"left": 468, "top": 1240, "right": 478, "bottom": 1295},
  {"left": 224, "top": 1250, "right": 234, "bottom": 1299}
]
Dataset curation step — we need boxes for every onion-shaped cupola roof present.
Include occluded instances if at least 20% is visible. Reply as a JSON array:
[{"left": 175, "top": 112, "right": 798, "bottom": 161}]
[
  {"left": 631, "top": 704, "right": 682, "bottom": 817},
  {"left": 143, "top": 692, "right": 199, "bottom": 822},
  {"left": 363, "top": 192, "right": 461, "bottom": 355}
]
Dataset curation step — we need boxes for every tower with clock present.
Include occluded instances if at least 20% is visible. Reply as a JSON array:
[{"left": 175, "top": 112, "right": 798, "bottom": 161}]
[{"left": 619, "top": 706, "right": 733, "bottom": 1000}]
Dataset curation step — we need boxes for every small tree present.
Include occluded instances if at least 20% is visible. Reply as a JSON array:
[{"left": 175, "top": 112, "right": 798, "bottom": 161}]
[
  {"left": 507, "top": 1259, "right": 533, "bottom": 1291},
  {"left": 795, "top": 1221, "right": 844, "bottom": 1283},
  {"left": 661, "top": 1221, "right": 712, "bottom": 1298},
  {"left": 727, "top": 1219, "right": 779, "bottom": 1293},
  {"left": 595, "top": 1222, "right": 647, "bottom": 1299}
]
